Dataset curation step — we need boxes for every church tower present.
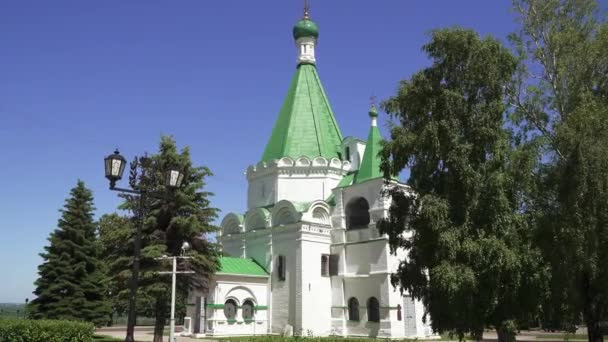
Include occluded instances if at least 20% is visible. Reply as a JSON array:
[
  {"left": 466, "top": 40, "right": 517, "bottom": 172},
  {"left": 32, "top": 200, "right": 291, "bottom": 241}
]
[
  {"left": 247, "top": 5, "right": 349, "bottom": 211},
  {"left": 220, "top": 5, "right": 349, "bottom": 335},
  {"left": 211, "top": 3, "right": 435, "bottom": 339}
]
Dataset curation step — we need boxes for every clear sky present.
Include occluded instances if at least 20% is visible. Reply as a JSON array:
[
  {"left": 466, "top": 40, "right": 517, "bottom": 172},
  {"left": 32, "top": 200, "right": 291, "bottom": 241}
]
[{"left": 0, "top": 1, "right": 518, "bottom": 303}]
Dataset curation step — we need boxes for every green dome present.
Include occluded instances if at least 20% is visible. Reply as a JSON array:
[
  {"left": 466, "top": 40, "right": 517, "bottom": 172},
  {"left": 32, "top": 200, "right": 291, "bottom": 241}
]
[
  {"left": 293, "top": 19, "right": 319, "bottom": 40},
  {"left": 369, "top": 105, "right": 378, "bottom": 118}
]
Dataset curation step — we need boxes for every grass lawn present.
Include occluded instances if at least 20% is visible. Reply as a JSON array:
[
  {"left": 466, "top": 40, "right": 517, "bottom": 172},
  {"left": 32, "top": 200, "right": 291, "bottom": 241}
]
[
  {"left": 93, "top": 335, "right": 144, "bottom": 342},
  {"left": 217, "top": 337, "right": 452, "bottom": 342},
  {"left": 535, "top": 333, "right": 608, "bottom": 340}
]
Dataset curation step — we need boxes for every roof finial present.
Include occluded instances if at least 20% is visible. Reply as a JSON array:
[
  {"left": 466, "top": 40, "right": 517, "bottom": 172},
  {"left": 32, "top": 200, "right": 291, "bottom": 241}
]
[
  {"left": 369, "top": 95, "right": 379, "bottom": 122},
  {"left": 303, "top": 0, "right": 310, "bottom": 19}
]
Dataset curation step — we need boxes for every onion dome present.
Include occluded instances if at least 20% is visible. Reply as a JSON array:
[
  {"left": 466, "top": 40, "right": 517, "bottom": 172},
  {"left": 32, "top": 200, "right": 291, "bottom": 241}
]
[{"left": 293, "top": 18, "right": 319, "bottom": 40}]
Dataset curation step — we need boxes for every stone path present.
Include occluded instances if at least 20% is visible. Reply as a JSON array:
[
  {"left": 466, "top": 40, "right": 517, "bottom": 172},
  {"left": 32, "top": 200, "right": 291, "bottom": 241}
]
[{"left": 95, "top": 327, "right": 217, "bottom": 342}]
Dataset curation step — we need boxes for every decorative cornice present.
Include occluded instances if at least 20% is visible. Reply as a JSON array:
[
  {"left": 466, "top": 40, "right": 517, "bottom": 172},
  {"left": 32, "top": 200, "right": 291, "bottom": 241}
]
[{"left": 247, "top": 157, "right": 351, "bottom": 180}]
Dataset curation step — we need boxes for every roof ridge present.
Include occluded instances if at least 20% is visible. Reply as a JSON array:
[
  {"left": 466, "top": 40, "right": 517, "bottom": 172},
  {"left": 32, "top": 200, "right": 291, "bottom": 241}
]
[{"left": 304, "top": 65, "right": 323, "bottom": 157}]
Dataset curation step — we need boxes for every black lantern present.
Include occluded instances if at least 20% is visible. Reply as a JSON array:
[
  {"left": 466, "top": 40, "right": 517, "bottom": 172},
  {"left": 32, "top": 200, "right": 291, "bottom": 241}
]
[
  {"left": 166, "top": 169, "right": 184, "bottom": 188},
  {"left": 104, "top": 149, "right": 127, "bottom": 187}
]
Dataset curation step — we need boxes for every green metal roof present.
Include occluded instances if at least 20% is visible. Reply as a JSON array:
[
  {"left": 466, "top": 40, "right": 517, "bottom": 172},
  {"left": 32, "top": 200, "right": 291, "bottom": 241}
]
[
  {"left": 261, "top": 64, "right": 343, "bottom": 162},
  {"left": 217, "top": 257, "right": 268, "bottom": 277},
  {"left": 335, "top": 172, "right": 355, "bottom": 188},
  {"left": 354, "top": 124, "right": 384, "bottom": 184}
]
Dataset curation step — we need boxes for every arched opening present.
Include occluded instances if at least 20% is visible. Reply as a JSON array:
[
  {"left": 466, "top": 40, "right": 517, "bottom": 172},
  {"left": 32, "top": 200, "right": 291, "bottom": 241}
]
[
  {"left": 348, "top": 297, "right": 360, "bottom": 321},
  {"left": 367, "top": 297, "right": 380, "bottom": 322},
  {"left": 224, "top": 299, "right": 238, "bottom": 321},
  {"left": 312, "top": 207, "right": 330, "bottom": 225},
  {"left": 242, "top": 299, "right": 255, "bottom": 321},
  {"left": 345, "top": 197, "right": 370, "bottom": 229}
]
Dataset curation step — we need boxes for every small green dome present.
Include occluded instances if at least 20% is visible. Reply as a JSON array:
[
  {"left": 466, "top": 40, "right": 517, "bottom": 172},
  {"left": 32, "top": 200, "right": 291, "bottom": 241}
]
[
  {"left": 293, "top": 19, "right": 319, "bottom": 40},
  {"left": 369, "top": 105, "right": 378, "bottom": 118}
]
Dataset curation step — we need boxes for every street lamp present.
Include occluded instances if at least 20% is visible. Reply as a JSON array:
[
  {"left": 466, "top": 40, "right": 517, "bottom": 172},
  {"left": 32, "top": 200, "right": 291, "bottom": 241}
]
[
  {"left": 157, "top": 241, "right": 194, "bottom": 342},
  {"left": 104, "top": 149, "right": 184, "bottom": 342}
]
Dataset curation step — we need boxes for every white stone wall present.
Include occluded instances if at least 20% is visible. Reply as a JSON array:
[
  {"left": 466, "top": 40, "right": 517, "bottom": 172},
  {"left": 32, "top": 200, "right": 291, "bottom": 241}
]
[
  {"left": 244, "top": 231, "right": 271, "bottom": 269},
  {"left": 341, "top": 137, "right": 367, "bottom": 171},
  {"left": 270, "top": 226, "right": 300, "bottom": 334},
  {"left": 276, "top": 173, "right": 343, "bottom": 206},
  {"left": 299, "top": 229, "right": 332, "bottom": 336},
  {"left": 246, "top": 158, "right": 349, "bottom": 210},
  {"left": 207, "top": 276, "right": 269, "bottom": 337},
  {"left": 186, "top": 275, "right": 270, "bottom": 337}
]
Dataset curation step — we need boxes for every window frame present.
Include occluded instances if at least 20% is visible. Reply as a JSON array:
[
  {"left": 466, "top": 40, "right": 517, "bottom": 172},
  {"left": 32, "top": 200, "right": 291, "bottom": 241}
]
[
  {"left": 223, "top": 299, "right": 238, "bottom": 321},
  {"left": 321, "top": 254, "right": 329, "bottom": 277},
  {"left": 347, "top": 297, "right": 360, "bottom": 321},
  {"left": 277, "top": 255, "right": 286, "bottom": 281},
  {"left": 367, "top": 297, "right": 380, "bottom": 323},
  {"left": 242, "top": 299, "right": 255, "bottom": 321}
]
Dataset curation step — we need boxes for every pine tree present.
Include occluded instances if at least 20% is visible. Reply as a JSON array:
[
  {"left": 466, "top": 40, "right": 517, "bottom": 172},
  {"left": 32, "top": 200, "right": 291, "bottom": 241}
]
[
  {"left": 101, "top": 136, "right": 221, "bottom": 342},
  {"left": 30, "top": 181, "right": 111, "bottom": 326}
]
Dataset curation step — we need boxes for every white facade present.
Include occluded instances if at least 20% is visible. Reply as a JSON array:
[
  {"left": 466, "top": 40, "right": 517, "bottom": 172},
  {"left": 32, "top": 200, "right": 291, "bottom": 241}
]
[
  {"left": 185, "top": 156, "right": 435, "bottom": 339},
  {"left": 184, "top": 9, "right": 435, "bottom": 339}
]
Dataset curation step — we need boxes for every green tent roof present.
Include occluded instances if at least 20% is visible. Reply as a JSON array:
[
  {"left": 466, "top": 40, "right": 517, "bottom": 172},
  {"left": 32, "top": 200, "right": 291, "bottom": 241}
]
[
  {"left": 261, "top": 64, "right": 343, "bottom": 162},
  {"left": 217, "top": 257, "right": 268, "bottom": 277},
  {"left": 354, "top": 123, "right": 384, "bottom": 184}
]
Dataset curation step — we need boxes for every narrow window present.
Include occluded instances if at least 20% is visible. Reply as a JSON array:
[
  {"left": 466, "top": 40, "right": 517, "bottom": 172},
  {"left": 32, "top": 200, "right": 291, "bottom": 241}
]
[
  {"left": 345, "top": 197, "right": 370, "bottom": 230},
  {"left": 277, "top": 255, "right": 286, "bottom": 281},
  {"left": 348, "top": 297, "right": 360, "bottom": 321},
  {"left": 367, "top": 297, "right": 380, "bottom": 322},
  {"left": 242, "top": 300, "right": 255, "bottom": 321},
  {"left": 329, "top": 254, "right": 339, "bottom": 276},
  {"left": 397, "top": 304, "right": 402, "bottom": 321},
  {"left": 345, "top": 146, "right": 351, "bottom": 161},
  {"left": 224, "top": 299, "right": 237, "bottom": 321},
  {"left": 321, "top": 254, "right": 329, "bottom": 277}
]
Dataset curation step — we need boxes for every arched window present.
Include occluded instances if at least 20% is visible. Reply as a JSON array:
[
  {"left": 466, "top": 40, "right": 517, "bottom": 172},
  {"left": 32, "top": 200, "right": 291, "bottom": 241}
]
[
  {"left": 224, "top": 299, "right": 238, "bottom": 321},
  {"left": 242, "top": 299, "right": 255, "bottom": 321},
  {"left": 367, "top": 297, "right": 380, "bottom": 322},
  {"left": 397, "top": 304, "right": 402, "bottom": 321},
  {"left": 345, "top": 197, "right": 370, "bottom": 229},
  {"left": 345, "top": 146, "right": 351, "bottom": 161},
  {"left": 348, "top": 297, "right": 360, "bottom": 321}
]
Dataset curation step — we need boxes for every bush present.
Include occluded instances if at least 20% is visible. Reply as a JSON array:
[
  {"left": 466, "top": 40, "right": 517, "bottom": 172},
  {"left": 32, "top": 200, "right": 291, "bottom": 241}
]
[{"left": 0, "top": 318, "right": 94, "bottom": 342}]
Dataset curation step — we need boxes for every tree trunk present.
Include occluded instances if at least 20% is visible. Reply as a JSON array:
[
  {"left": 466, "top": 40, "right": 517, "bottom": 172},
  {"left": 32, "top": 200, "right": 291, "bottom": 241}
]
[
  {"left": 153, "top": 297, "right": 167, "bottom": 342},
  {"left": 497, "top": 321, "right": 517, "bottom": 342},
  {"left": 582, "top": 274, "right": 604, "bottom": 342},
  {"left": 583, "top": 295, "right": 604, "bottom": 342},
  {"left": 472, "top": 327, "right": 484, "bottom": 341}
]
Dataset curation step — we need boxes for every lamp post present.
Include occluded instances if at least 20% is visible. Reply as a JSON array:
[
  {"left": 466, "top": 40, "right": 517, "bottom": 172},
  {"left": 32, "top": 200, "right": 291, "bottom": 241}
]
[
  {"left": 156, "top": 242, "right": 195, "bottom": 342},
  {"left": 104, "top": 149, "right": 184, "bottom": 342}
]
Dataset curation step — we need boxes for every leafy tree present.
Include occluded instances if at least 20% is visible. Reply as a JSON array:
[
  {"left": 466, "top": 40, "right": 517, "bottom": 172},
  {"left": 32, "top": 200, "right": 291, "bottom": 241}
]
[
  {"left": 102, "top": 136, "right": 221, "bottom": 342},
  {"left": 30, "top": 181, "right": 111, "bottom": 326},
  {"left": 510, "top": 1, "right": 608, "bottom": 340},
  {"left": 378, "top": 28, "right": 546, "bottom": 342}
]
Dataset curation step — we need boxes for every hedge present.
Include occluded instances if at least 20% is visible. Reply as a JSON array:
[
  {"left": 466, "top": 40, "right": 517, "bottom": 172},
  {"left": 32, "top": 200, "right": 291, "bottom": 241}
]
[{"left": 0, "top": 318, "right": 94, "bottom": 342}]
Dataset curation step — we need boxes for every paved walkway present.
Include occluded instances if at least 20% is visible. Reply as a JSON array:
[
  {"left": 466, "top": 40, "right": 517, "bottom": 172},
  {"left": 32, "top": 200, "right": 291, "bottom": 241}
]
[{"left": 96, "top": 326, "right": 217, "bottom": 342}]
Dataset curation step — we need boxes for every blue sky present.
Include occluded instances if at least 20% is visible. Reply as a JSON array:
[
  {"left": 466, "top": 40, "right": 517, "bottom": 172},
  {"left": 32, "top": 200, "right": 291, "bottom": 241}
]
[{"left": 0, "top": 1, "right": 518, "bottom": 303}]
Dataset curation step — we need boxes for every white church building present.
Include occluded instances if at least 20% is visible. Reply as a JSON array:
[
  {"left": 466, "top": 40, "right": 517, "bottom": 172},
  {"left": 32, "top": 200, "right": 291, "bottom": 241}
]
[{"left": 186, "top": 7, "right": 434, "bottom": 339}]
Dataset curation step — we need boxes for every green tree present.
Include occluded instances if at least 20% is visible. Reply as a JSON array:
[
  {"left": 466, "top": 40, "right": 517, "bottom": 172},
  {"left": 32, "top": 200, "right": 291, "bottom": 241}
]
[
  {"left": 103, "top": 136, "right": 220, "bottom": 342},
  {"left": 97, "top": 213, "right": 133, "bottom": 323},
  {"left": 378, "top": 28, "right": 546, "bottom": 342},
  {"left": 510, "top": 1, "right": 608, "bottom": 340},
  {"left": 30, "top": 181, "right": 111, "bottom": 326}
]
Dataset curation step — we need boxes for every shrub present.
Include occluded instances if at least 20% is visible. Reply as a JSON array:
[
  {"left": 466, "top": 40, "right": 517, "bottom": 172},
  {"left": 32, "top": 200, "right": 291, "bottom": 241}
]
[{"left": 0, "top": 318, "right": 94, "bottom": 342}]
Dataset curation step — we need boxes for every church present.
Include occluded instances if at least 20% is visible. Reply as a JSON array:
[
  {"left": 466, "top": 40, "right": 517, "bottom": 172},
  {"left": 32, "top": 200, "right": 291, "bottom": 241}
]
[{"left": 185, "top": 6, "right": 434, "bottom": 339}]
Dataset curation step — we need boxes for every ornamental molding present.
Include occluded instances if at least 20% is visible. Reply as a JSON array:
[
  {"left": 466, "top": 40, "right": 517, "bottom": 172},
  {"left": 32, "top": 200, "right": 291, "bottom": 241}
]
[{"left": 247, "top": 157, "right": 351, "bottom": 180}]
